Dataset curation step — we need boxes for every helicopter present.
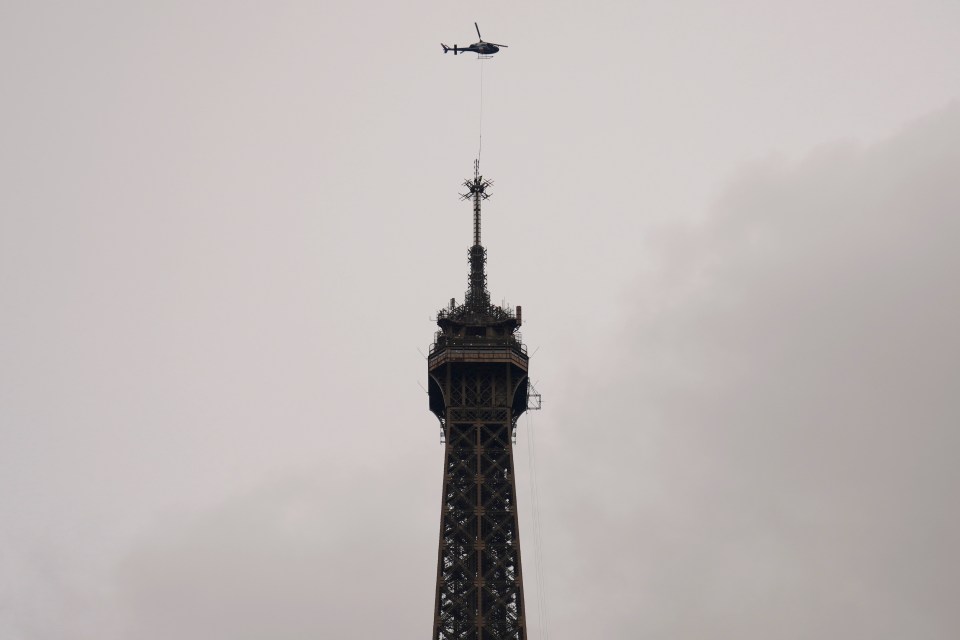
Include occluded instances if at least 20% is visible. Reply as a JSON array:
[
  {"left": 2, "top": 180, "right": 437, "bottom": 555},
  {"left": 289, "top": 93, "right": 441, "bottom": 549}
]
[{"left": 442, "top": 23, "right": 508, "bottom": 57}]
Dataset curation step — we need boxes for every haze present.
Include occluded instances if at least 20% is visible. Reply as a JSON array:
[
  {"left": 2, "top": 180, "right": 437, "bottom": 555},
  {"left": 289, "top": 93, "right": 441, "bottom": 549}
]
[{"left": 1, "top": 2, "right": 958, "bottom": 638}]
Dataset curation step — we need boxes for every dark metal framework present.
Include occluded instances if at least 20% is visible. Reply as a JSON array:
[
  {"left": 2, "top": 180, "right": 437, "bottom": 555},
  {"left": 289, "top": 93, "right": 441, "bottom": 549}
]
[{"left": 427, "top": 162, "right": 535, "bottom": 639}]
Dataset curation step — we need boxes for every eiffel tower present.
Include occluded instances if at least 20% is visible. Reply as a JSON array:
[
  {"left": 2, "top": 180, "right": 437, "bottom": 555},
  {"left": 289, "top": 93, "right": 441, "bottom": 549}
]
[{"left": 426, "top": 161, "right": 539, "bottom": 639}]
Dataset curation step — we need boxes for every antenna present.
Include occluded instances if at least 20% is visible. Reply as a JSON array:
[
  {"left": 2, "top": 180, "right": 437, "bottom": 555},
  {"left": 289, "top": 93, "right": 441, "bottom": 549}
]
[
  {"left": 459, "top": 159, "right": 493, "bottom": 310},
  {"left": 460, "top": 159, "right": 492, "bottom": 246}
]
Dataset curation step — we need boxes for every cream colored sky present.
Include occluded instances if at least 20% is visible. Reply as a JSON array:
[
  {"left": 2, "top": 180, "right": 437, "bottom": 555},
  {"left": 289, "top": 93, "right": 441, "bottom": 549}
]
[{"left": 1, "top": 2, "right": 959, "bottom": 638}]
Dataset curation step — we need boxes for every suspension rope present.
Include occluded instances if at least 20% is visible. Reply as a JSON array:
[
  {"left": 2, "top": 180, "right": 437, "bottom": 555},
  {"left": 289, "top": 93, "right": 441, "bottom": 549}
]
[
  {"left": 478, "top": 57, "right": 484, "bottom": 162},
  {"left": 526, "top": 411, "right": 550, "bottom": 639}
]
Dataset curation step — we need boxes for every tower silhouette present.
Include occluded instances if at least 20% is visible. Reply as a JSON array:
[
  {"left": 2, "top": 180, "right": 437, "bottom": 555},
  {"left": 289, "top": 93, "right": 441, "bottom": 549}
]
[{"left": 427, "top": 162, "right": 537, "bottom": 639}]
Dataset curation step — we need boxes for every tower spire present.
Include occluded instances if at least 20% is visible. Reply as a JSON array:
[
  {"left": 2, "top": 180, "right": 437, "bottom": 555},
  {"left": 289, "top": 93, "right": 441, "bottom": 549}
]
[
  {"left": 428, "top": 158, "right": 532, "bottom": 639},
  {"left": 460, "top": 159, "right": 493, "bottom": 311}
]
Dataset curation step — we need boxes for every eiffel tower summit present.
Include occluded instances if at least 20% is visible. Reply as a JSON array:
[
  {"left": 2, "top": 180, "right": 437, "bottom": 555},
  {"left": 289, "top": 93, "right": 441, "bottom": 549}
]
[{"left": 426, "top": 159, "right": 540, "bottom": 639}]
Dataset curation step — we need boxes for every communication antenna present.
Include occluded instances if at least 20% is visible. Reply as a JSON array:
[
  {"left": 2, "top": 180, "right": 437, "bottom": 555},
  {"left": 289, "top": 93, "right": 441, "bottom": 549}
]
[
  {"left": 459, "top": 160, "right": 493, "bottom": 310},
  {"left": 459, "top": 159, "right": 493, "bottom": 246}
]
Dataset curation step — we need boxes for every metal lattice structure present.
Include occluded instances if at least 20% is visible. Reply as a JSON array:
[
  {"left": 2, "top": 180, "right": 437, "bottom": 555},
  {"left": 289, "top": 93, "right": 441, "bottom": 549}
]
[{"left": 427, "top": 162, "right": 536, "bottom": 639}]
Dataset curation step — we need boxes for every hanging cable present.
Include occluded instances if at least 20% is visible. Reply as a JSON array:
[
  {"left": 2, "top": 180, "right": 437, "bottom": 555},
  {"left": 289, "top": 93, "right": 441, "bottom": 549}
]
[
  {"left": 478, "top": 57, "right": 484, "bottom": 162},
  {"left": 526, "top": 411, "right": 551, "bottom": 639},
  {"left": 524, "top": 414, "right": 542, "bottom": 635}
]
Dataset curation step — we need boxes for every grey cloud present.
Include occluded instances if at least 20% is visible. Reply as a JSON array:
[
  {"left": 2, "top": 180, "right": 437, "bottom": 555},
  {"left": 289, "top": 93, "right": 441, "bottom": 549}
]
[
  {"left": 117, "top": 466, "right": 437, "bottom": 639},
  {"left": 539, "top": 104, "right": 960, "bottom": 639},
  {"left": 108, "top": 105, "right": 960, "bottom": 640}
]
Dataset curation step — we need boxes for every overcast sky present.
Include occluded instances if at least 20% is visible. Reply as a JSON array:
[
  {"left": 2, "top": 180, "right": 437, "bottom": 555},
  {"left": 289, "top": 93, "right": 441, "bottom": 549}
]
[{"left": 1, "top": 2, "right": 959, "bottom": 638}]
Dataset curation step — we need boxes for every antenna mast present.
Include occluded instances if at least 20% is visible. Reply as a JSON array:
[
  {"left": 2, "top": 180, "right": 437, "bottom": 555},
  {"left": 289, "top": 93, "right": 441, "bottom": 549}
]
[{"left": 460, "top": 160, "right": 493, "bottom": 310}]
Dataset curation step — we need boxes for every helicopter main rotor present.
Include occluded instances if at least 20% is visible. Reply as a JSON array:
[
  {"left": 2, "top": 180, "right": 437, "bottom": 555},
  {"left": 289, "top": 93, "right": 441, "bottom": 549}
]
[{"left": 474, "top": 21, "right": 508, "bottom": 48}]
